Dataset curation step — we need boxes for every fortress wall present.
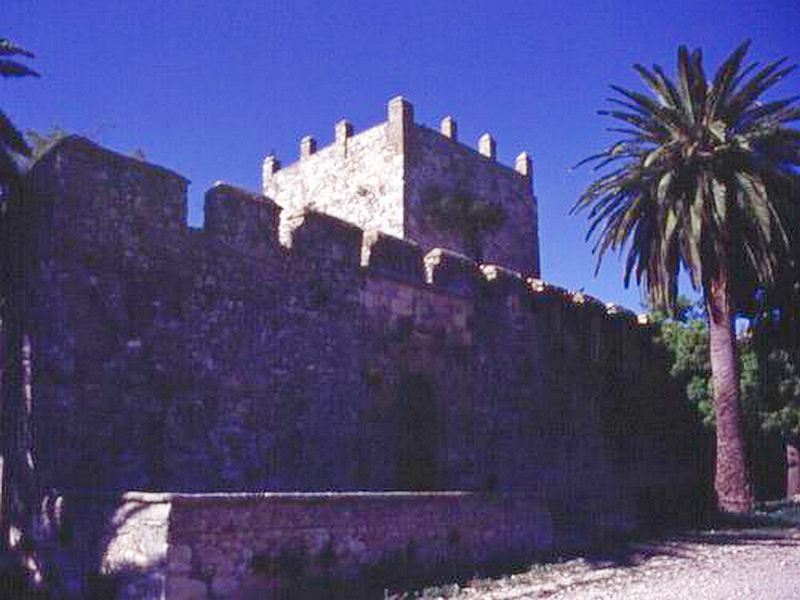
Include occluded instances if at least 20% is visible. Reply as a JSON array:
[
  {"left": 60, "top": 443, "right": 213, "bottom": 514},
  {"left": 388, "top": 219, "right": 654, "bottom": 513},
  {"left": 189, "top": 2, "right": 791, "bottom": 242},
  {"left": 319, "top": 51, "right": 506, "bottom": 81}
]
[
  {"left": 262, "top": 121, "right": 405, "bottom": 237},
  {"left": 31, "top": 238, "right": 370, "bottom": 493},
  {"left": 405, "top": 125, "right": 540, "bottom": 276},
  {"left": 360, "top": 268, "right": 480, "bottom": 490},
  {"left": 470, "top": 274, "right": 701, "bottom": 541},
  {"left": 204, "top": 183, "right": 281, "bottom": 256},
  {"left": 28, "top": 141, "right": 372, "bottom": 494},
  {"left": 24, "top": 137, "right": 701, "bottom": 581},
  {"left": 26, "top": 136, "right": 188, "bottom": 258}
]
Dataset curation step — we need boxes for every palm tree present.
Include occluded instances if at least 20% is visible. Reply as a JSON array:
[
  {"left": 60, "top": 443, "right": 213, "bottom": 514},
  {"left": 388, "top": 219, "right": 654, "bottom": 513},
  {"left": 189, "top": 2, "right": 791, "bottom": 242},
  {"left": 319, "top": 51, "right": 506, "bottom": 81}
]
[{"left": 573, "top": 41, "right": 800, "bottom": 513}]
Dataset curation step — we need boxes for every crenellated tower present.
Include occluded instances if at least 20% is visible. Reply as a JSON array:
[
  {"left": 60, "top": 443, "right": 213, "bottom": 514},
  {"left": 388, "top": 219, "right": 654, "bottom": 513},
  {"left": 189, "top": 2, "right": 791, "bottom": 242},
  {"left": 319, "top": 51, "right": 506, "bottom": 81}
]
[{"left": 263, "top": 96, "right": 540, "bottom": 276}]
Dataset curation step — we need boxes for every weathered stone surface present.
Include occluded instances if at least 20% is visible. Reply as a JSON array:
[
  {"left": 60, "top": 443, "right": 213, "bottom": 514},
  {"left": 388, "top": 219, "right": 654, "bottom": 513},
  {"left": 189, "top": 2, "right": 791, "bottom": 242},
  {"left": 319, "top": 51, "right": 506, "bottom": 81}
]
[
  {"left": 204, "top": 183, "right": 280, "bottom": 255},
  {"left": 210, "top": 575, "right": 238, "bottom": 596},
  {"left": 361, "top": 229, "right": 425, "bottom": 284},
  {"left": 26, "top": 129, "right": 699, "bottom": 506},
  {"left": 166, "top": 576, "right": 207, "bottom": 600},
  {"left": 280, "top": 208, "right": 363, "bottom": 266},
  {"left": 21, "top": 102, "right": 704, "bottom": 597},
  {"left": 263, "top": 97, "right": 540, "bottom": 275},
  {"left": 264, "top": 120, "right": 405, "bottom": 240},
  {"left": 119, "top": 491, "right": 552, "bottom": 599},
  {"left": 167, "top": 545, "right": 192, "bottom": 575},
  {"left": 424, "top": 247, "right": 482, "bottom": 295}
]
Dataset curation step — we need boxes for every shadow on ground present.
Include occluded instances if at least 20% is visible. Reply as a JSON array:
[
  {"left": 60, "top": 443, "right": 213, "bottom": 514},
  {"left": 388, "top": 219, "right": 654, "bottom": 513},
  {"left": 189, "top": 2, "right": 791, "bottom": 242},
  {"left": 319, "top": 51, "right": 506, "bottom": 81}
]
[{"left": 391, "top": 505, "right": 800, "bottom": 600}]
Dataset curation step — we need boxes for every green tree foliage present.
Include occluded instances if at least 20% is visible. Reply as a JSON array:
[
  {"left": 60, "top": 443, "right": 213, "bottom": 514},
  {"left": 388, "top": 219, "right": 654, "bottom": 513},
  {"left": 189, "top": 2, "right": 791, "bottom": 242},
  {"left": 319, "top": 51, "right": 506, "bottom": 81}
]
[
  {"left": 654, "top": 299, "right": 714, "bottom": 425},
  {"left": 760, "top": 350, "right": 800, "bottom": 435},
  {"left": 654, "top": 303, "right": 794, "bottom": 430},
  {"left": 574, "top": 41, "right": 800, "bottom": 512},
  {"left": 654, "top": 302, "right": 800, "bottom": 499}
]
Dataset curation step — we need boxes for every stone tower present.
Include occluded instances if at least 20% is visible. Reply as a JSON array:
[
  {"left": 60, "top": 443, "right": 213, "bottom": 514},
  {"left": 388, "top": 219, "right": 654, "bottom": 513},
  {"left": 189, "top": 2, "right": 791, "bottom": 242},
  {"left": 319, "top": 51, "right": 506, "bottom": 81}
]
[{"left": 263, "top": 96, "right": 540, "bottom": 276}]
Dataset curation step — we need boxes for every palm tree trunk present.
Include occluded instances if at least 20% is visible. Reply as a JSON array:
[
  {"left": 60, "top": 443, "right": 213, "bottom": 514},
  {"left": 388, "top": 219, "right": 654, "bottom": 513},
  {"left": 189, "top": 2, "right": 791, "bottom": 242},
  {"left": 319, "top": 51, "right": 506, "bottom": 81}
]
[
  {"left": 787, "top": 435, "right": 800, "bottom": 500},
  {"left": 707, "top": 273, "right": 754, "bottom": 513}
]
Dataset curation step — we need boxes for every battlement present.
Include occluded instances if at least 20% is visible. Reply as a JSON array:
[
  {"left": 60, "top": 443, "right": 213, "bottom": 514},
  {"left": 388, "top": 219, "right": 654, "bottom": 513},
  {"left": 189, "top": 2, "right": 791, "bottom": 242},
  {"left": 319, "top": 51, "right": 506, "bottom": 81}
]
[
  {"left": 263, "top": 96, "right": 531, "bottom": 179},
  {"left": 27, "top": 136, "right": 188, "bottom": 255},
  {"left": 263, "top": 96, "right": 541, "bottom": 276},
  {"left": 424, "top": 248, "right": 483, "bottom": 296},
  {"left": 25, "top": 135, "right": 634, "bottom": 327},
  {"left": 204, "top": 182, "right": 281, "bottom": 255},
  {"left": 362, "top": 230, "right": 425, "bottom": 284},
  {"left": 280, "top": 208, "right": 364, "bottom": 266}
]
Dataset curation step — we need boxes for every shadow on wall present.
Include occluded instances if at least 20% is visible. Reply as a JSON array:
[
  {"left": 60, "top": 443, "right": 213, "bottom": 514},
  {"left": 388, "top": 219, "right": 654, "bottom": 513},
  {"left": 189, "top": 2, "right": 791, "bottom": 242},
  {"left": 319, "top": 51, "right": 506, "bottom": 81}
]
[
  {"left": 0, "top": 492, "right": 166, "bottom": 599},
  {"left": 396, "top": 374, "right": 438, "bottom": 491}
]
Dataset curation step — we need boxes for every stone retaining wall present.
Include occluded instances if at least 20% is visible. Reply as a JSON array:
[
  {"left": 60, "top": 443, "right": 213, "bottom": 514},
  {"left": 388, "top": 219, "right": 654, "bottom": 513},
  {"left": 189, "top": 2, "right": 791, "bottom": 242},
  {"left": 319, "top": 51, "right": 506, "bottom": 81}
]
[{"left": 100, "top": 492, "right": 553, "bottom": 599}]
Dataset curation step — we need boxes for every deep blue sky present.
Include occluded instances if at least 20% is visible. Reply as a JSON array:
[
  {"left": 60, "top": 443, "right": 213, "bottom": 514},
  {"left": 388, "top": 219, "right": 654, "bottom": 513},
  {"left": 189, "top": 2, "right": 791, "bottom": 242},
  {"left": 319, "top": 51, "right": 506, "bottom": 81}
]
[{"left": 5, "top": 1, "right": 800, "bottom": 309}]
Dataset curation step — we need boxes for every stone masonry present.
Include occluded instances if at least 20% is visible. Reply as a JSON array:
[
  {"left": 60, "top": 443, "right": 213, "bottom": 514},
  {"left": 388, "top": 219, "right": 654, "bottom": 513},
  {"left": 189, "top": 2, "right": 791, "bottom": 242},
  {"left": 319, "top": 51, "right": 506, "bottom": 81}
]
[
  {"left": 18, "top": 99, "right": 704, "bottom": 598},
  {"left": 263, "top": 97, "right": 540, "bottom": 275},
  {"left": 99, "top": 491, "right": 552, "bottom": 599}
]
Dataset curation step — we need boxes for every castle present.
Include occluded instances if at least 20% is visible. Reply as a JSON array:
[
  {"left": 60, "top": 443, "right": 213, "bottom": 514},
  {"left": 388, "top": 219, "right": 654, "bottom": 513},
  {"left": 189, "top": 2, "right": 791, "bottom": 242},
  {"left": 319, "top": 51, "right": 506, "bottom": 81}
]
[{"left": 21, "top": 97, "right": 701, "bottom": 598}]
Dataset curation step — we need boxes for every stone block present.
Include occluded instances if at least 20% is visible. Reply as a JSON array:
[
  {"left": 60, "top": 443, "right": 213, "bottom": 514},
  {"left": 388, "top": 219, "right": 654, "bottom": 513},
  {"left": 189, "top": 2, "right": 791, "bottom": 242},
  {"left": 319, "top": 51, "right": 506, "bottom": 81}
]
[
  {"left": 570, "top": 291, "right": 606, "bottom": 313},
  {"left": 605, "top": 302, "right": 637, "bottom": 322},
  {"left": 167, "top": 544, "right": 193, "bottom": 575},
  {"left": 425, "top": 248, "right": 480, "bottom": 295},
  {"left": 478, "top": 133, "right": 496, "bottom": 159},
  {"left": 480, "top": 264, "right": 527, "bottom": 298},
  {"left": 166, "top": 576, "right": 207, "bottom": 600},
  {"left": 362, "top": 230, "right": 424, "bottom": 283},
  {"left": 211, "top": 575, "right": 239, "bottom": 597},
  {"left": 262, "top": 154, "right": 281, "bottom": 178},
  {"left": 204, "top": 183, "right": 281, "bottom": 254},
  {"left": 440, "top": 116, "right": 458, "bottom": 140},
  {"left": 515, "top": 151, "right": 533, "bottom": 178},
  {"left": 335, "top": 119, "right": 354, "bottom": 143},
  {"left": 300, "top": 135, "right": 317, "bottom": 159},
  {"left": 528, "top": 278, "right": 570, "bottom": 299},
  {"left": 282, "top": 208, "right": 363, "bottom": 266}
]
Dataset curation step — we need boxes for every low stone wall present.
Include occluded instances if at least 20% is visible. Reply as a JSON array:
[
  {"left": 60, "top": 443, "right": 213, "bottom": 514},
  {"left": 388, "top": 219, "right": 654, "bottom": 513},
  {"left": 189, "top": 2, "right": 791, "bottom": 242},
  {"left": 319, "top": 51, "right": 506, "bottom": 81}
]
[{"left": 100, "top": 491, "right": 553, "bottom": 599}]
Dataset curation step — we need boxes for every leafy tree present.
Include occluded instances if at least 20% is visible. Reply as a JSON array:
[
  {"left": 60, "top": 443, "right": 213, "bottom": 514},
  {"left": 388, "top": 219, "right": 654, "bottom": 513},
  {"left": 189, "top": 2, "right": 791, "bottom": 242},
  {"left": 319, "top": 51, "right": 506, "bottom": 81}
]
[
  {"left": 749, "top": 276, "right": 800, "bottom": 497},
  {"left": 574, "top": 41, "right": 800, "bottom": 512},
  {"left": 653, "top": 298, "right": 714, "bottom": 425},
  {"left": 654, "top": 301, "right": 800, "bottom": 498}
]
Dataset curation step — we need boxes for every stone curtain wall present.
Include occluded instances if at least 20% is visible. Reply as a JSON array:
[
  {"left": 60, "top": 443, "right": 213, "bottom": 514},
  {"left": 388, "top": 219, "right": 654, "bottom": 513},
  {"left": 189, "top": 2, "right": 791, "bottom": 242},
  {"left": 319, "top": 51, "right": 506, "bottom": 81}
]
[
  {"left": 100, "top": 492, "right": 552, "bottom": 599},
  {"left": 23, "top": 137, "right": 703, "bottom": 593}
]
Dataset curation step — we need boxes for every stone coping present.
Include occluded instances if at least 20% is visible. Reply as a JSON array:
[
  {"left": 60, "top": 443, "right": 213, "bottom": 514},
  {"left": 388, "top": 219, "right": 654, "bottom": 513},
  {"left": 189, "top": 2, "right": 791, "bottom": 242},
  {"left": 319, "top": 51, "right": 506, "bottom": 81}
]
[{"left": 119, "top": 490, "right": 544, "bottom": 504}]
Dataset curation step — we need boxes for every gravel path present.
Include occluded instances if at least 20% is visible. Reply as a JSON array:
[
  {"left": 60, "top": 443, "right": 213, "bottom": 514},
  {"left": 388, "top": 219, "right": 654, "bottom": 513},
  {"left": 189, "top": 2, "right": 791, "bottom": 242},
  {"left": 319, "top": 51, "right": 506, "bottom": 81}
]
[{"left": 411, "top": 526, "right": 800, "bottom": 600}]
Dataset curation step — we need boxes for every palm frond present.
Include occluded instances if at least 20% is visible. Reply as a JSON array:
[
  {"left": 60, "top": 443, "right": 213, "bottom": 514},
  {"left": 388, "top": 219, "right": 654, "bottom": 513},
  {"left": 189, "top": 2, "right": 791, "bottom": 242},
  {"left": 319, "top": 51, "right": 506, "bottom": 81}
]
[
  {"left": 574, "top": 41, "right": 800, "bottom": 311},
  {"left": 0, "top": 39, "right": 35, "bottom": 58},
  {"left": 0, "top": 58, "right": 40, "bottom": 78},
  {"left": 0, "top": 110, "right": 31, "bottom": 157}
]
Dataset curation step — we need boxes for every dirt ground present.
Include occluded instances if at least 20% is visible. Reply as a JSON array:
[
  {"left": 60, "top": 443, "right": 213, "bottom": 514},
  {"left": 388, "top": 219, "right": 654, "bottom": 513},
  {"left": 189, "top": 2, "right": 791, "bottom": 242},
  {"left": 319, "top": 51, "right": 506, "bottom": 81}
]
[{"left": 399, "top": 508, "right": 800, "bottom": 600}]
